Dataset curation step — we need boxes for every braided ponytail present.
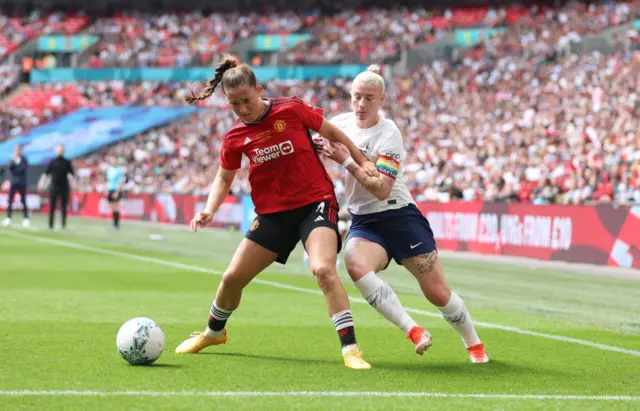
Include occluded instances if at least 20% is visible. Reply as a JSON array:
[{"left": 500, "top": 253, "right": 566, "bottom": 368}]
[{"left": 185, "top": 55, "right": 238, "bottom": 104}]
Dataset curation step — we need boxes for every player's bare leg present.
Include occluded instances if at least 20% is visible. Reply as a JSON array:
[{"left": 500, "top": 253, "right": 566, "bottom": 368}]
[
  {"left": 344, "top": 237, "right": 431, "bottom": 355},
  {"left": 175, "top": 238, "right": 277, "bottom": 354},
  {"left": 401, "top": 251, "right": 488, "bottom": 363},
  {"left": 305, "top": 227, "right": 371, "bottom": 369}
]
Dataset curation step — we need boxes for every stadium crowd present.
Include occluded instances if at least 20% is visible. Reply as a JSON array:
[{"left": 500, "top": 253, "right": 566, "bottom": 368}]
[
  {"left": 37, "top": 48, "right": 637, "bottom": 207},
  {"left": 282, "top": 2, "right": 640, "bottom": 64},
  {"left": 1, "top": 2, "right": 640, "bottom": 205},
  {"left": 78, "top": 2, "right": 640, "bottom": 67},
  {"left": 460, "top": 1, "right": 638, "bottom": 64},
  {"left": 0, "top": 2, "right": 634, "bottom": 73},
  {"left": 85, "top": 11, "right": 305, "bottom": 68},
  {"left": 0, "top": 12, "right": 89, "bottom": 61}
]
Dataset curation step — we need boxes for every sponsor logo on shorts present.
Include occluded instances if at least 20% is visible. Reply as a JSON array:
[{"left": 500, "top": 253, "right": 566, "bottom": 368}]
[
  {"left": 251, "top": 140, "right": 295, "bottom": 164},
  {"left": 273, "top": 120, "right": 286, "bottom": 132},
  {"left": 250, "top": 219, "right": 259, "bottom": 231}
]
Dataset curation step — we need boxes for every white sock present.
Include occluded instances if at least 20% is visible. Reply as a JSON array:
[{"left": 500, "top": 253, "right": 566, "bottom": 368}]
[
  {"left": 355, "top": 272, "right": 418, "bottom": 335},
  {"left": 341, "top": 343, "right": 358, "bottom": 356},
  {"left": 437, "top": 292, "right": 481, "bottom": 348},
  {"left": 205, "top": 328, "right": 225, "bottom": 338}
]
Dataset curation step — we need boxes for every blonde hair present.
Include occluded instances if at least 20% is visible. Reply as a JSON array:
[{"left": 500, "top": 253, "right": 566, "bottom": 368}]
[
  {"left": 352, "top": 64, "right": 385, "bottom": 95},
  {"left": 185, "top": 54, "right": 258, "bottom": 103}
]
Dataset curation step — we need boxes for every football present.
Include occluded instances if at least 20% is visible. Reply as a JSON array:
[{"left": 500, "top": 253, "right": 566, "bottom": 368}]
[{"left": 116, "top": 317, "right": 165, "bottom": 365}]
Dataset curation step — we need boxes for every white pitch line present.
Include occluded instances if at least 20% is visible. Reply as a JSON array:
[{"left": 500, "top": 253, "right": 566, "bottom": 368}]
[
  {"left": 0, "top": 390, "right": 639, "bottom": 401},
  {"left": 3, "top": 230, "right": 640, "bottom": 358}
]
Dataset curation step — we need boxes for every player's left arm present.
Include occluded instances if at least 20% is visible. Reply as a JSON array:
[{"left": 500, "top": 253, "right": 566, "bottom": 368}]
[
  {"left": 330, "top": 125, "right": 405, "bottom": 201},
  {"left": 322, "top": 141, "right": 395, "bottom": 201},
  {"left": 346, "top": 160, "right": 395, "bottom": 201},
  {"left": 291, "top": 99, "right": 377, "bottom": 176},
  {"left": 317, "top": 119, "right": 374, "bottom": 171}
]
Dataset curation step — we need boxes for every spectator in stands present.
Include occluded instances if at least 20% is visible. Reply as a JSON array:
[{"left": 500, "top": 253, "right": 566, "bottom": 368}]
[{"left": 2, "top": 2, "right": 639, "bottom": 205}]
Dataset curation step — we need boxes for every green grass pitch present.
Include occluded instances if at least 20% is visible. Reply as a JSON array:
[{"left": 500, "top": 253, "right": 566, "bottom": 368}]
[{"left": 1, "top": 215, "right": 639, "bottom": 410}]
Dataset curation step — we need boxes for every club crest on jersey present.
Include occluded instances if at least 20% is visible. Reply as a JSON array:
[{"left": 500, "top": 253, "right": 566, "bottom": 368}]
[
  {"left": 273, "top": 120, "right": 287, "bottom": 132},
  {"left": 250, "top": 219, "right": 259, "bottom": 231}
]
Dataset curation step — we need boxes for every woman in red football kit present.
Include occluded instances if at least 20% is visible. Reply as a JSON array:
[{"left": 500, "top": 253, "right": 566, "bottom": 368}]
[{"left": 175, "top": 55, "right": 375, "bottom": 369}]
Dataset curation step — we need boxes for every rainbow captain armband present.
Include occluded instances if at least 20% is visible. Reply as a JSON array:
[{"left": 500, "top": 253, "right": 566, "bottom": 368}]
[{"left": 376, "top": 155, "right": 400, "bottom": 179}]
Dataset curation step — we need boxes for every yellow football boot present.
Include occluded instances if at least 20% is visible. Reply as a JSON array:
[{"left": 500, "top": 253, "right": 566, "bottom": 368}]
[
  {"left": 343, "top": 348, "right": 372, "bottom": 370},
  {"left": 175, "top": 330, "right": 228, "bottom": 354}
]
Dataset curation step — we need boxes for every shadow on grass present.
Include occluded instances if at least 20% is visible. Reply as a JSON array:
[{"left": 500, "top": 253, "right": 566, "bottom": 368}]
[
  {"left": 199, "top": 353, "right": 556, "bottom": 378},
  {"left": 370, "top": 358, "right": 542, "bottom": 375},
  {"left": 127, "top": 363, "right": 187, "bottom": 369},
  {"left": 200, "top": 351, "right": 337, "bottom": 367}
]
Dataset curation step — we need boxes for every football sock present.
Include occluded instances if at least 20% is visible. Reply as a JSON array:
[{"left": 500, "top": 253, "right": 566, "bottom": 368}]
[
  {"left": 331, "top": 310, "right": 357, "bottom": 355},
  {"left": 113, "top": 211, "right": 120, "bottom": 228},
  {"left": 355, "top": 272, "right": 417, "bottom": 334},
  {"left": 206, "top": 302, "right": 232, "bottom": 338},
  {"left": 437, "top": 292, "right": 481, "bottom": 348}
]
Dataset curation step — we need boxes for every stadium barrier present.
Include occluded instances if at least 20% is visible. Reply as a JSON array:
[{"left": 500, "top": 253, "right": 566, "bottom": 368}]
[
  {"left": 418, "top": 201, "right": 640, "bottom": 270},
  {"left": 0, "top": 191, "right": 43, "bottom": 213},
  {"left": 29, "top": 65, "right": 368, "bottom": 83},
  {"left": 4, "top": 191, "right": 638, "bottom": 270},
  {"left": 0, "top": 191, "right": 243, "bottom": 229}
]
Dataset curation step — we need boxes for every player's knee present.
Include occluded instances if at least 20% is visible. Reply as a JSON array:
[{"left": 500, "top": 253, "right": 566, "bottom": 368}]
[
  {"left": 427, "top": 284, "right": 451, "bottom": 307},
  {"left": 220, "top": 269, "right": 249, "bottom": 291},
  {"left": 310, "top": 263, "right": 339, "bottom": 289},
  {"left": 344, "top": 258, "right": 370, "bottom": 282}
]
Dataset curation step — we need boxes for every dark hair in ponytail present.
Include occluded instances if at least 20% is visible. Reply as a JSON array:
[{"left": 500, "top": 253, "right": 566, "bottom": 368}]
[{"left": 185, "top": 54, "right": 258, "bottom": 103}]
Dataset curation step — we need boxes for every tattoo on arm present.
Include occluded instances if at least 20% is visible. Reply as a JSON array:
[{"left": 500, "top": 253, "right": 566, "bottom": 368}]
[{"left": 345, "top": 162, "right": 383, "bottom": 193}]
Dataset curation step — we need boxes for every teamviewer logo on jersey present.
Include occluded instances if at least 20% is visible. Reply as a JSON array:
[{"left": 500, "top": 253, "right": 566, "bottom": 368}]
[{"left": 251, "top": 140, "right": 295, "bottom": 164}]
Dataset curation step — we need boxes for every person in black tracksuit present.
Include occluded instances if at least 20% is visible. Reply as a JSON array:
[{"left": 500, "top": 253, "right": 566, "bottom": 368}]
[
  {"left": 2, "top": 145, "right": 29, "bottom": 227},
  {"left": 41, "top": 144, "right": 74, "bottom": 230}
]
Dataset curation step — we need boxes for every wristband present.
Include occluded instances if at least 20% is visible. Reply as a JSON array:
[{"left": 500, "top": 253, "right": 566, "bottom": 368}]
[{"left": 342, "top": 157, "right": 355, "bottom": 168}]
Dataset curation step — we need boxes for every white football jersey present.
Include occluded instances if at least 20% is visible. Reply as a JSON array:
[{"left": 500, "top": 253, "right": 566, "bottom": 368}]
[{"left": 331, "top": 112, "right": 415, "bottom": 215}]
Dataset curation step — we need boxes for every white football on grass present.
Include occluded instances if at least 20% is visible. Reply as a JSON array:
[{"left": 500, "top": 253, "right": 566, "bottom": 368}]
[{"left": 116, "top": 317, "right": 165, "bottom": 365}]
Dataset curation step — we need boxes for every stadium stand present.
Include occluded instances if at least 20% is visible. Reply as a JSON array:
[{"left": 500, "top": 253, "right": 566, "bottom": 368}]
[
  {"left": 1, "top": 1, "right": 639, "bottom": 205},
  {"left": 0, "top": 12, "right": 89, "bottom": 61},
  {"left": 85, "top": 11, "right": 305, "bottom": 68}
]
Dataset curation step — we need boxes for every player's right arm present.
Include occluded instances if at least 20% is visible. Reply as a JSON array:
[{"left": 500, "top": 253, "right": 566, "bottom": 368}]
[
  {"left": 191, "top": 135, "right": 240, "bottom": 232},
  {"left": 191, "top": 166, "right": 237, "bottom": 232}
]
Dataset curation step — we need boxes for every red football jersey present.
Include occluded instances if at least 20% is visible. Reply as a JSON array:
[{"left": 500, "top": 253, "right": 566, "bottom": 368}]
[{"left": 219, "top": 96, "right": 337, "bottom": 215}]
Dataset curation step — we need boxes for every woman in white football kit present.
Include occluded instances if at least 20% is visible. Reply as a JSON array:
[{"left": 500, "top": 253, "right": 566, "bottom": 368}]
[{"left": 318, "top": 65, "right": 489, "bottom": 363}]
